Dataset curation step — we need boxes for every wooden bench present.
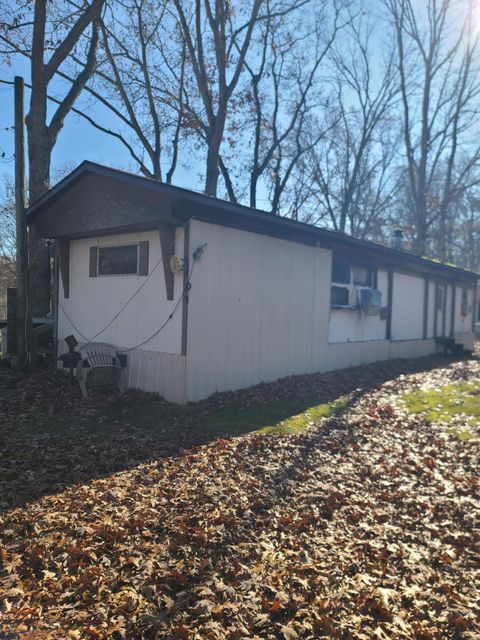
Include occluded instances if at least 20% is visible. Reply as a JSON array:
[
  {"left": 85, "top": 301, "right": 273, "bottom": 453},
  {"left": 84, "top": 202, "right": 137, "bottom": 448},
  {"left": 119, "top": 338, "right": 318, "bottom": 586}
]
[{"left": 76, "top": 342, "right": 127, "bottom": 399}]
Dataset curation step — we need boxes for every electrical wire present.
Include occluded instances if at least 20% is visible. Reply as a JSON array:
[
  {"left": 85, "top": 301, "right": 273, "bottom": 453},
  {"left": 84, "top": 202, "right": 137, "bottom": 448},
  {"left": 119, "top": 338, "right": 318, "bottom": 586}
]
[
  {"left": 57, "top": 299, "right": 91, "bottom": 343},
  {"left": 58, "top": 224, "right": 186, "bottom": 347},
  {"left": 58, "top": 254, "right": 196, "bottom": 353},
  {"left": 57, "top": 234, "right": 206, "bottom": 354},
  {"left": 122, "top": 260, "right": 196, "bottom": 352}
]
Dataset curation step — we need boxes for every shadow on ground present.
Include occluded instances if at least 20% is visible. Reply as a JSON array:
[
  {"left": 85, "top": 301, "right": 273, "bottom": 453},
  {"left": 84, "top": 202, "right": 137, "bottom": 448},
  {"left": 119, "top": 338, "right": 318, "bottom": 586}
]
[{"left": 0, "top": 352, "right": 474, "bottom": 510}]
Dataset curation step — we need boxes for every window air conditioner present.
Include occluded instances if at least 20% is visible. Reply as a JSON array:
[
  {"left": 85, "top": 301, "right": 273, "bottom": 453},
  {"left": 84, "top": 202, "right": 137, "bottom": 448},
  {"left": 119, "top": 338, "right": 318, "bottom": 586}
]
[{"left": 356, "top": 287, "right": 382, "bottom": 315}]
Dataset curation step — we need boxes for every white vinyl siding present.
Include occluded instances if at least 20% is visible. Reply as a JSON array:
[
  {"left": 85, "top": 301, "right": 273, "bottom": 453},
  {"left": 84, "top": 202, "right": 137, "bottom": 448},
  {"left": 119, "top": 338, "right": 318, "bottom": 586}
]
[
  {"left": 185, "top": 220, "right": 331, "bottom": 401},
  {"left": 58, "top": 229, "right": 184, "bottom": 354},
  {"left": 391, "top": 273, "right": 424, "bottom": 340}
]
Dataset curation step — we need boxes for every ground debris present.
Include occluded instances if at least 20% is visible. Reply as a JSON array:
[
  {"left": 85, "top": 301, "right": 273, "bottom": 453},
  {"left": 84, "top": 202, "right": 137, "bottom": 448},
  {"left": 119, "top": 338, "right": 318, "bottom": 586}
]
[{"left": 0, "top": 355, "right": 479, "bottom": 638}]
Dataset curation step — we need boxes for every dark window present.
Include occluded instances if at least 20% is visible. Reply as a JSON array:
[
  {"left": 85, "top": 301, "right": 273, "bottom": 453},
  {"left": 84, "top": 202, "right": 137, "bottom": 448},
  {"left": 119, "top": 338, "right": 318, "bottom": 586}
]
[
  {"left": 331, "top": 285, "right": 350, "bottom": 307},
  {"left": 332, "top": 262, "right": 351, "bottom": 284},
  {"left": 331, "top": 259, "right": 377, "bottom": 309},
  {"left": 98, "top": 245, "right": 138, "bottom": 276}
]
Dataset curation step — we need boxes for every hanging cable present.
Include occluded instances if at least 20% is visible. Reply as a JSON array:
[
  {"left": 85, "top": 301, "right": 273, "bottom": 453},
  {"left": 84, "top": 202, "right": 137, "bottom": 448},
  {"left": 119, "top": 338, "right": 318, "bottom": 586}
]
[
  {"left": 57, "top": 235, "right": 207, "bottom": 354},
  {"left": 59, "top": 254, "right": 197, "bottom": 353},
  {"left": 58, "top": 224, "right": 186, "bottom": 346},
  {"left": 58, "top": 299, "right": 91, "bottom": 343},
  {"left": 122, "top": 260, "right": 196, "bottom": 352},
  {"left": 121, "top": 243, "right": 205, "bottom": 351}
]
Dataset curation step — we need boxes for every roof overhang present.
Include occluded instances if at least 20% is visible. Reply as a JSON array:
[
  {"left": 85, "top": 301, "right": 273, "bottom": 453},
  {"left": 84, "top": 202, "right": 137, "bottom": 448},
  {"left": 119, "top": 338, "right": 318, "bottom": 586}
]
[{"left": 27, "top": 161, "right": 479, "bottom": 284}]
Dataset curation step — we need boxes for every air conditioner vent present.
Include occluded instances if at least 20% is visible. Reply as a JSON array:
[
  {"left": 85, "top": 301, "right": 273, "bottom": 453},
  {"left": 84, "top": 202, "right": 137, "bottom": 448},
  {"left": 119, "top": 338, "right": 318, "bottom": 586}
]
[{"left": 356, "top": 287, "right": 382, "bottom": 315}]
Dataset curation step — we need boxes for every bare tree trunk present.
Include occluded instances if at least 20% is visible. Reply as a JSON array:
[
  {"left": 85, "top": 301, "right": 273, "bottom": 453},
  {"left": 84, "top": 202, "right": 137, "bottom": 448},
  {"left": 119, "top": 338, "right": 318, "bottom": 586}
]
[
  {"left": 218, "top": 156, "right": 237, "bottom": 202},
  {"left": 1, "top": 0, "right": 104, "bottom": 314},
  {"left": 27, "top": 109, "right": 52, "bottom": 315},
  {"left": 173, "top": 0, "right": 263, "bottom": 198},
  {"left": 385, "top": 0, "right": 480, "bottom": 259},
  {"left": 415, "top": 216, "right": 428, "bottom": 256},
  {"left": 25, "top": 0, "right": 50, "bottom": 314},
  {"left": 205, "top": 118, "right": 223, "bottom": 196}
]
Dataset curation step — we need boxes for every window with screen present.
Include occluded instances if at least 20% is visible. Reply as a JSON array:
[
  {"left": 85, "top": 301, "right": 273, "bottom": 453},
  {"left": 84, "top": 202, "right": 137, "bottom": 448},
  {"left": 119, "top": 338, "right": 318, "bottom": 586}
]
[
  {"left": 98, "top": 245, "right": 139, "bottom": 276},
  {"left": 331, "top": 286, "right": 350, "bottom": 307},
  {"left": 331, "top": 261, "right": 375, "bottom": 308}
]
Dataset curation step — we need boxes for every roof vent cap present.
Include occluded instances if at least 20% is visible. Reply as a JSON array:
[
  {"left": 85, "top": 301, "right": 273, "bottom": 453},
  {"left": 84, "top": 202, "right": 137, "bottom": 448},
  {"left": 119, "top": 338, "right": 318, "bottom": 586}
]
[{"left": 393, "top": 229, "right": 403, "bottom": 251}]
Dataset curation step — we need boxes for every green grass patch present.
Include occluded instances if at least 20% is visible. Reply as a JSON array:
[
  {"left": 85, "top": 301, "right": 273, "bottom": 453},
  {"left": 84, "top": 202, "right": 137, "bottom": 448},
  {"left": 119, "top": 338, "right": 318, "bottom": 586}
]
[
  {"left": 204, "top": 398, "right": 348, "bottom": 436},
  {"left": 401, "top": 381, "right": 480, "bottom": 437},
  {"left": 447, "top": 428, "right": 474, "bottom": 441},
  {"left": 22, "top": 393, "right": 349, "bottom": 439}
]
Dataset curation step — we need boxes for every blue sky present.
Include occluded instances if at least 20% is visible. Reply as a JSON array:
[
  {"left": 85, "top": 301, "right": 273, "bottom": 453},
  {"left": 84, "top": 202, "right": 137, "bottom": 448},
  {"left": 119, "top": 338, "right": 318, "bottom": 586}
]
[{"left": 0, "top": 55, "right": 196, "bottom": 190}]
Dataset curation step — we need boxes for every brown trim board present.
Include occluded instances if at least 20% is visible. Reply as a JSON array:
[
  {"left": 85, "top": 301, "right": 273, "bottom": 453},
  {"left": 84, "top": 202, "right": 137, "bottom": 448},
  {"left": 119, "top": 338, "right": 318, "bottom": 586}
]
[
  {"left": 181, "top": 222, "right": 190, "bottom": 356},
  {"left": 56, "top": 238, "right": 70, "bottom": 298},
  {"left": 54, "top": 244, "right": 59, "bottom": 360},
  {"left": 442, "top": 284, "right": 447, "bottom": 337},
  {"left": 28, "top": 162, "right": 477, "bottom": 286},
  {"left": 450, "top": 281, "right": 456, "bottom": 337},
  {"left": 158, "top": 223, "right": 176, "bottom": 301},
  {"left": 423, "top": 276, "right": 429, "bottom": 339},
  {"left": 386, "top": 269, "right": 393, "bottom": 340},
  {"left": 473, "top": 283, "right": 477, "bottom": 332}
]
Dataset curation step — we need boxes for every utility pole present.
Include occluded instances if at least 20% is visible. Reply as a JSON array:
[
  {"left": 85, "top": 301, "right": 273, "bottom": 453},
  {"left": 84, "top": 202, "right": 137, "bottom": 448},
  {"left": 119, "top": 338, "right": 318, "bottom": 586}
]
[{"left": 14, "top": 75, "right": 30, "bottom": 369}]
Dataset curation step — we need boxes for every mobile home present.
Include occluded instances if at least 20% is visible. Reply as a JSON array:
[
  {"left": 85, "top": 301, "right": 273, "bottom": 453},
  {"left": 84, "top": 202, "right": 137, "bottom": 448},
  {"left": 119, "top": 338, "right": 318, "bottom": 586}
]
[{"left": 28, "top": 162, "right": 478, "bottom": 403}]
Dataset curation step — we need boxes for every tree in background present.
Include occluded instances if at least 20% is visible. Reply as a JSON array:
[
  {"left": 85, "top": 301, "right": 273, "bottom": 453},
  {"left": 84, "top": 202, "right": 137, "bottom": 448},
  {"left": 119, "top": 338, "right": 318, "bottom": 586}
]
[
  {"left": 92, "top": 0, "right": 188, "bottom": 182},
  {"left": 90, "top": 0, "right": 325, "bottom": 204},
  {"left": 1, "top": 0, "right": 105, "bottom": 314},
  {"left": 384, "top": 0, "right": 480, "bottom": 257},
  {"left": 297, "top": 16, "right": 400, "bottom": 238},
  {"left": 170, "top": 0, "right": 264, "bottom": 197},
  {"left": 2, "top": 0, "right": 480, "bottom": 278},
  {"left": 242, "top": 0, "right": 346, "bottom": 214},
  {"left": 0, "top": 176, "right": 16, "bottom": 319}
]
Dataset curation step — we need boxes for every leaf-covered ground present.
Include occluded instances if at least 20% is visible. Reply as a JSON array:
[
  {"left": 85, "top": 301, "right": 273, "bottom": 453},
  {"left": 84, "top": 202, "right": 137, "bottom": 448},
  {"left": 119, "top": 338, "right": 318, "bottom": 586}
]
[{"left": 0, "top": 354, "right": 479, "bottom": 639}]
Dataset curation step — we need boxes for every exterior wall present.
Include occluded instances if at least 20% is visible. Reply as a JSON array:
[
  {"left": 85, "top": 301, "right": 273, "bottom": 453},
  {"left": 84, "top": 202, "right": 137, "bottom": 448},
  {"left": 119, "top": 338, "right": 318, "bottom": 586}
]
[
  {"left": 328, "top": 270, "right": 439, "bottom": 345},
  {"left": 327, "top": 339, "right": 436, "bottom": 370},
  {"left": 57, "top": 228, "right": 187, "bottom": 403},
  {"left": 391, "top": 273, "right": 424, "bottom": 340},
  {"left": 185, "top": 220, "right": 332, "bottom": 402},
  {"left": 34, "top": 172, "right": 173, "bottom": 238},
  {"left": 184, "top": 220, "right": 464, "bottom": 403},
  {"left": 125, "top": 350, "right": 186, "bottom": 404},
  {"left": 329, "top": 270, "right": 388, "bottom": 343},
  {"left": 453, "top": 284, "right": 475, "bottom": 350},
  {"left": 56, "top": 219, "right": 476, "bottom": 405}
]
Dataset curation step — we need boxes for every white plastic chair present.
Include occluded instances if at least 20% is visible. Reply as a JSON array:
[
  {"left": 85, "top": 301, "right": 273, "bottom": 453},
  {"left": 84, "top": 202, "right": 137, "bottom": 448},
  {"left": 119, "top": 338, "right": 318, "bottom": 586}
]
[{"left": 76, "top": 342, "right": 126, "bottom": 398}]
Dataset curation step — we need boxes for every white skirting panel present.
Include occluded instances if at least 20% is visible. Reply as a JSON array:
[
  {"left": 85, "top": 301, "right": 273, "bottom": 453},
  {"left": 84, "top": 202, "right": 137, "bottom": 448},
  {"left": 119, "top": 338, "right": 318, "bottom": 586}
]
[
  {"left": 327, "top": 339, "right": 436, "bottom": 371},
  {"left": 126, "top": 350, "right": 186, "bottom": 404},
  {"left": 389, "top": 339, "right": 436, "bottom": 359},
  {"left": 454, "top": 332, "right": 474, "bottom": 351}
]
